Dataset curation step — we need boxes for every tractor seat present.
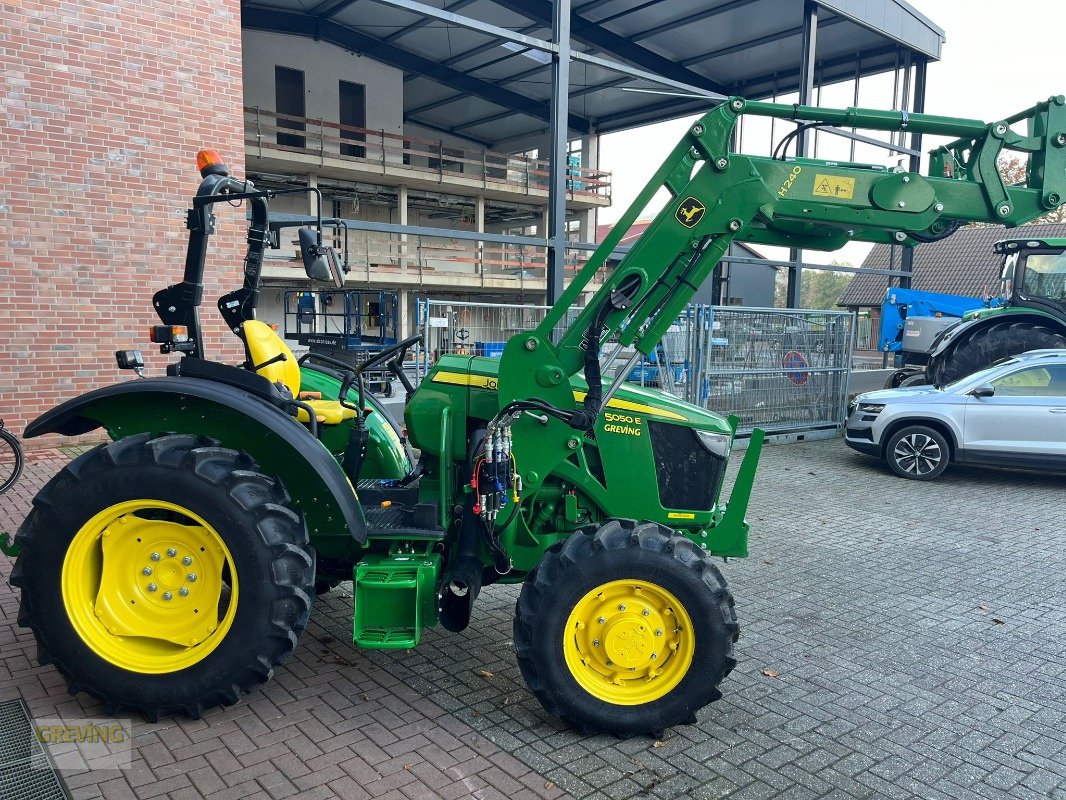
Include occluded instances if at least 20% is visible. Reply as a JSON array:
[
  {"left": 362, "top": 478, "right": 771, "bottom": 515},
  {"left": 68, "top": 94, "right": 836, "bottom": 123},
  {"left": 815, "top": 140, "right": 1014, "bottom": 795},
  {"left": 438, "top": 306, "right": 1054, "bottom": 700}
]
[{"left": 239, "top": 320, "right": 356, "bottom": 425}]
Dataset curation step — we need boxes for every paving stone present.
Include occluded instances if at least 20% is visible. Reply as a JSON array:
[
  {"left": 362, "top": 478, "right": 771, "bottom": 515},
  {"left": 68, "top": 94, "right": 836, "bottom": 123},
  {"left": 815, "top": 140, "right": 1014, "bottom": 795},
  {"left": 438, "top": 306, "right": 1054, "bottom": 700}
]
[{"left": 3, "top": 441, "right": 1064, "bottom": 799}]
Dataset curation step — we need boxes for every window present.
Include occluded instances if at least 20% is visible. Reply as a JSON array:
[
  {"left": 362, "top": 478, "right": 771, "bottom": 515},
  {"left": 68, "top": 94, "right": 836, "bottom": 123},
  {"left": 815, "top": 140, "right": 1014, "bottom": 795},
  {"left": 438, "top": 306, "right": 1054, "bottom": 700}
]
[
  {"left": 275, "top": 66, "right": 306, "bottom": 149},
  {"left": 991, "top": 364, "right": 1066, "bottom": 396},
  {"left": 339, "top": 80, "right": 366, "bottom": 158},
  {"left": 1021, "top": 252, "right": 1066, "bottom": 304}
]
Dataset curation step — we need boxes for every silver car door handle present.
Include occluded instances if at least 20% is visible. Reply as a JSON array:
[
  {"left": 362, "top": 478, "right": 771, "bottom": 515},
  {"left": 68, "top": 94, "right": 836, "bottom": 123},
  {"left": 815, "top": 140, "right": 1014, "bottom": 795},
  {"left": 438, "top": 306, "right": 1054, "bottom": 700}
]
[{"left": 1050, "top": 408, "right": 1066, "bottom": 414}]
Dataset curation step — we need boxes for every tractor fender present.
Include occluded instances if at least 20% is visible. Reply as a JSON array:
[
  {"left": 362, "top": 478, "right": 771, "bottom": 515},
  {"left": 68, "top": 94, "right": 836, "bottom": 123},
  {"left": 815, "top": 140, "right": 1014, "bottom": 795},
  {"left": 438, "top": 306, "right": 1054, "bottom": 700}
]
[
  {"left": 927, "top": 309, "right": 1066, "bottom": 361},
  {"left": 24, "top": 377, "right": 367, "bottom": 545}
]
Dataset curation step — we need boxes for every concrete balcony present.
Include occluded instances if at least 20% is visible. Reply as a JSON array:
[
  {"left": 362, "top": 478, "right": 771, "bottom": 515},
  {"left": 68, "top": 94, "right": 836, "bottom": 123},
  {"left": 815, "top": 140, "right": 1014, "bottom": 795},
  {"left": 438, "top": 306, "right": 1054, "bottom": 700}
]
[
  {"left": 244, "top": 107, "right": 611, "bottom": 210},
  {"left": 260, "top": 232, "right": 607, "bottom": 295}
]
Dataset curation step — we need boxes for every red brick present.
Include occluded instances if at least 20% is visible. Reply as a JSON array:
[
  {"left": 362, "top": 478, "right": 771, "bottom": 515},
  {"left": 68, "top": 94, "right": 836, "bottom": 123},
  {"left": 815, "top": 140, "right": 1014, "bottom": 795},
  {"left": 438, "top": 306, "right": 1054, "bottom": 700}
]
[{"left": 0, "top": 0, "right": 245, "bottom": 442}]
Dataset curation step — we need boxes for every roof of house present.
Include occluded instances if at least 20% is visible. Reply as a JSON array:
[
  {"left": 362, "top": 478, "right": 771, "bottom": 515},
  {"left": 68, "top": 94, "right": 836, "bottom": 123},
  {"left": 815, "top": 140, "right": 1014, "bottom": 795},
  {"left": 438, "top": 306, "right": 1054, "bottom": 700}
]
[
  {"left": 837, "top": 222, "right": 1066, "bottom": 307},
  {"left": 596, "top": 219, "right": 770, "bottom": 263}
]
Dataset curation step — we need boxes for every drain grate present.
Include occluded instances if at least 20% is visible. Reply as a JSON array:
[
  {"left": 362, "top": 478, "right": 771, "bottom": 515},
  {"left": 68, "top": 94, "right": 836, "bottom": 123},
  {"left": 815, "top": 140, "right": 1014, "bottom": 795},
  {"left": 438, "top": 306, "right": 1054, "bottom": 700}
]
[{"left": 0, "top": 700, "right": 69, "bottom": 800}]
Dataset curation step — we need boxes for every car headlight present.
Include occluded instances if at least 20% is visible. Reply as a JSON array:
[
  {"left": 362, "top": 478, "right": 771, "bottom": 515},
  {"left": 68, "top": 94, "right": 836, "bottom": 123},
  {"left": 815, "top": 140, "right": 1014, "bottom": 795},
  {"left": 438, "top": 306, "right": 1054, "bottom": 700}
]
[
  {"left": 858, "top": 403, "right": 885, "bottom": 414},
  {"left": 695, "top": 429, "right": 732, "bottom": 458}
]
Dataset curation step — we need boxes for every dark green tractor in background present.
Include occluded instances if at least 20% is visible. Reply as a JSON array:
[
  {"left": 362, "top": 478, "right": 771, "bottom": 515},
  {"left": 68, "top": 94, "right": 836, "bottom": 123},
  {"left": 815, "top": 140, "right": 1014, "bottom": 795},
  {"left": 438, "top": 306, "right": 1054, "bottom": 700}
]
[
  {"left": 8, "top": 92, "right": 1066, "bottom": 734},
  {"left": 922, "top": 237, "right": 1066, "bottom": 385}
]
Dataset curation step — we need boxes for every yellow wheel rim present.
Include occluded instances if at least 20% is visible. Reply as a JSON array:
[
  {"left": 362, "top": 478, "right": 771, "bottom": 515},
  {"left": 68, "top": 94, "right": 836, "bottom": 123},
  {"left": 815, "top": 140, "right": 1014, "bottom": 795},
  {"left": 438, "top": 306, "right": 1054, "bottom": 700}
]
[
  {"left": 61, "top": 500, "right": 238, "bottom": 674},
  {"left": 562, "top": 579, "right": 694, "bottom": 705}
]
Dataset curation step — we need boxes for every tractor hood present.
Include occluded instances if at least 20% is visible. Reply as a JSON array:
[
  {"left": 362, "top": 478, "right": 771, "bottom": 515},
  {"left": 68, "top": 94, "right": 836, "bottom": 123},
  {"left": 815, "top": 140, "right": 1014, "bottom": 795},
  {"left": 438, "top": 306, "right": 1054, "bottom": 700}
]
[{"left": 568, "top": 371, "right": 734, "bottom": 434}]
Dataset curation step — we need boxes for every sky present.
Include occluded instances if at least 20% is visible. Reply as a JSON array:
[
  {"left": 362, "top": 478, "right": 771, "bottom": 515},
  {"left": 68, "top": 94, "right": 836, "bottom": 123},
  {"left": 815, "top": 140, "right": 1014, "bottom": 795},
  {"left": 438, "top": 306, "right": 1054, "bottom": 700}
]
[{"left": 597, "top": 0, "right": 1064, "bottom": 267}]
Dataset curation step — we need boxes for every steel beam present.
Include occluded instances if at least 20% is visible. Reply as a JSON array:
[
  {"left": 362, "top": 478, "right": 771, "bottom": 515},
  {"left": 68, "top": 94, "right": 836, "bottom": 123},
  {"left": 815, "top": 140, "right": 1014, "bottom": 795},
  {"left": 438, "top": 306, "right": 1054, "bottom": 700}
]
[
  {"left": 242, "top": 6, "right": 592, "bottom": 134},
  {"left": 681, "top": 16, "right": 844, "bottom": 68},
  {"left": 630, "top": 0, "right": 763, "bottom": 43},
  {"left": 488, "top": 0, "right": 729, "bottom": 96},
  {"left": 788, "top": 0, "right": 819, "bottom": 309},
  {"left": 451, "top": 76, "right": 630, "bottom": 135},
  {"left": 898, "top": 57, "right": 928, "bottom": 291},
  {"left": 546, "top": 0, "right": 571, "bottom": 305},
  {"left": 732, "top": 43, "right": 899, "bottom": 98},
  {"left": 384, "top": 0, "right": 480, "bottom": 43},
  {"left": 404, "top": 116, "right": 494, "bottom": 148}
]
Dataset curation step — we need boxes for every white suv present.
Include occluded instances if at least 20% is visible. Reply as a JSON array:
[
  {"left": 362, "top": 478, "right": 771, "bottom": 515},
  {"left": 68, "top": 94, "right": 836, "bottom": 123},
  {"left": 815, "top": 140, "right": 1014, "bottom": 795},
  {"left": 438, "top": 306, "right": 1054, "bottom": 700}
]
[{"left": 845, "top": 350, "right": 1066, "bottom": 480}]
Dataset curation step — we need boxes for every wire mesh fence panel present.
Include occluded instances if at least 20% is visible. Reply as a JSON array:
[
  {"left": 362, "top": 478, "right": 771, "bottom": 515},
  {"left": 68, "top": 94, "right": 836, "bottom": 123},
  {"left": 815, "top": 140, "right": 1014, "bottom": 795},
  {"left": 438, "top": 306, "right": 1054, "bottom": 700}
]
[
  {"left": 416, "top": 299, "right": 581, "bottom": 379},
  {"left": 679, "top": 306, "right": 854, "bottom": 434},
  {"left": 415, "top": 299, "right": 853, "bottom": 434}
]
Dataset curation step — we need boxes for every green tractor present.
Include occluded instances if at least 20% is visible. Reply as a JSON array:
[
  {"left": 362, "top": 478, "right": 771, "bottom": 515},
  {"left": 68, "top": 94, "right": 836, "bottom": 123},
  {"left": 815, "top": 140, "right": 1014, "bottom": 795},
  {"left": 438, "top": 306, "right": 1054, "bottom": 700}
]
[
  {"left": 9, "top": 92, "right": 1066, "bottom": 734},
  {"left": 922, "top": 237, "right": 1066, "bottom": 385}
]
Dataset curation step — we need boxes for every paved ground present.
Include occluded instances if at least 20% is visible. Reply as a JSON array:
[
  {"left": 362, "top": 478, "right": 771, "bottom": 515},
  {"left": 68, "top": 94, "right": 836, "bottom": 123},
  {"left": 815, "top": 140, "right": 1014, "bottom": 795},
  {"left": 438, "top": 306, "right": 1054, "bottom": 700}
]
[{"left": 2, "top": 438, "right": 1064, "bottom": 800}]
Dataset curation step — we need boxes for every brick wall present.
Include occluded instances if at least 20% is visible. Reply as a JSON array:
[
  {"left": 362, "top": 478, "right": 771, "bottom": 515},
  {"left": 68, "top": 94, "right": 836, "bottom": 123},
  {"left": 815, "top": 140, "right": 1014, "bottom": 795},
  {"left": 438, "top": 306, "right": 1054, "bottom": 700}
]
[{"left": 0, "top": 0, "right": 247, "bottom": 442}]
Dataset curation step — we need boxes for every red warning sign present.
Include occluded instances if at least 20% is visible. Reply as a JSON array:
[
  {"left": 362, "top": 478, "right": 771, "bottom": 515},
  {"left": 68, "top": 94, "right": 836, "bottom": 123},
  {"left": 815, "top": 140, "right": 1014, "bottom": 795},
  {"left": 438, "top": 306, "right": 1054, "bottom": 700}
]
[{"left": 783, "top": 351, "right": 810, "bottom": 385}]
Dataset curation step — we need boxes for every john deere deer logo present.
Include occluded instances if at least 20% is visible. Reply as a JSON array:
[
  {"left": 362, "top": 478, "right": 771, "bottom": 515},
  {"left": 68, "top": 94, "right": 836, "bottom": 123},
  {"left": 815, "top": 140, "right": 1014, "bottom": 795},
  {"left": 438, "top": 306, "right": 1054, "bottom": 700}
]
[{"left": 675, "top": 197, "right": 706, "bottom": 228}]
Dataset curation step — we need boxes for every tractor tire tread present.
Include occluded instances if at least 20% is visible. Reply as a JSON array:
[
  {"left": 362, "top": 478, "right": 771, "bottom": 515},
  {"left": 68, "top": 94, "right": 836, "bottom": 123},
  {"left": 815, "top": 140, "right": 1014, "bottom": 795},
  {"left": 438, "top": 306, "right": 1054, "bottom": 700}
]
[
  {"left": 11, "top": 433, "right": 314, "bottom": 721},
  {"left": 513, "top": 519, "right": 738, "bottom": 736}
]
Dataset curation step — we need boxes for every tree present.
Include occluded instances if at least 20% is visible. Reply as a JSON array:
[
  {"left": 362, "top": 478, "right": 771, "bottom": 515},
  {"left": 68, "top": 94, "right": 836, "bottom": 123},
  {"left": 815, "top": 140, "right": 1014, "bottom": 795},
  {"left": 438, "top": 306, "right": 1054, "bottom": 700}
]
[
  {"left": 774, "top": 261, "right": 854, "bottom": 308},
  {"left": 969, "top": 155, "right": 1066, "bottom": 226}
]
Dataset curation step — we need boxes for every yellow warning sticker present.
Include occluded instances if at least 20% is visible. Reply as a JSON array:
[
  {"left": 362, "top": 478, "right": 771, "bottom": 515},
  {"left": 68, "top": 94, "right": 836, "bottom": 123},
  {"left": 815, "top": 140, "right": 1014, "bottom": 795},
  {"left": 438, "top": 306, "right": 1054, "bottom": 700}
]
[
  {"left": 812, "top": 174, "right": 855, "bottom": 200},
  {"left": 667, "top": 512, "right": 696, "bottom": 520}
]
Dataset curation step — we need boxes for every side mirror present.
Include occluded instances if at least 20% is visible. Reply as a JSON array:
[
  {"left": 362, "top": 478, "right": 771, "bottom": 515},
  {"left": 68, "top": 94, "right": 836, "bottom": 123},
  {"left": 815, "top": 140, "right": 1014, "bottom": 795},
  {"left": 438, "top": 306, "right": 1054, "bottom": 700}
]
[
  {"left": 298, "top": 227, "right": 345, "bottom": 289},
  {"left": 969, "top": 385, "right": 995, "bottom": 398}
]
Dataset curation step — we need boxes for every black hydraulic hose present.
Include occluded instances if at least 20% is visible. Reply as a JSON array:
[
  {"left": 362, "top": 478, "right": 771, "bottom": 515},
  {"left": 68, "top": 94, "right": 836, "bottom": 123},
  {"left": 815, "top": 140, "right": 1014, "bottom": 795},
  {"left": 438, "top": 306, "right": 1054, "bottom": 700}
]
[{"left": 570, "top": 273, "right": 643, "bottom": 431}]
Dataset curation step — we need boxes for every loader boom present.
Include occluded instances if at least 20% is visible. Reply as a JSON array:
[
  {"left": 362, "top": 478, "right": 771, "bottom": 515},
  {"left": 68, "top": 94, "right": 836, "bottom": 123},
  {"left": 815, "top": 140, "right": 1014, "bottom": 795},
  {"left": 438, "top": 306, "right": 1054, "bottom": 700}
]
[{"left": 496, "top": 95, "right": 1066, "bottom": 492}]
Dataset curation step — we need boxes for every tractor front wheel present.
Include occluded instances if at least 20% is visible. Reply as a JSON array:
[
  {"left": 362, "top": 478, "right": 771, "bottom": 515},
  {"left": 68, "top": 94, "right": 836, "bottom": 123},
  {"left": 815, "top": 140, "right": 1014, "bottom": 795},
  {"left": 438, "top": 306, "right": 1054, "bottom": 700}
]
[
  {"left": 11, "top": 433, "right": 314, "bottom": 721},
  {"left": 514, "top": 520, "right": 738, "bottom": 735}
]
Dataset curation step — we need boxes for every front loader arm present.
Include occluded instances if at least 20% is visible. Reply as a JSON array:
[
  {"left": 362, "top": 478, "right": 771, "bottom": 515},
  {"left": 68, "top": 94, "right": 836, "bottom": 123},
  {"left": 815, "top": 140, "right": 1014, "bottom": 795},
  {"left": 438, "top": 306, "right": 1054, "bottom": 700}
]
[{"left": 496, "top": 93, "right": 1066, "bottom": 492}]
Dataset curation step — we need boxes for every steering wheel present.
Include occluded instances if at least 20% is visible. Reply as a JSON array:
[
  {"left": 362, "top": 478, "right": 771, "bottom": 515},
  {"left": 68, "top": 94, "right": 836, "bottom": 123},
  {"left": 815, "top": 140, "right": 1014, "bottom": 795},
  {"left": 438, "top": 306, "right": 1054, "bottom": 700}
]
[{"left": 353, "top": 334, "right": 422, "bottom": 376}]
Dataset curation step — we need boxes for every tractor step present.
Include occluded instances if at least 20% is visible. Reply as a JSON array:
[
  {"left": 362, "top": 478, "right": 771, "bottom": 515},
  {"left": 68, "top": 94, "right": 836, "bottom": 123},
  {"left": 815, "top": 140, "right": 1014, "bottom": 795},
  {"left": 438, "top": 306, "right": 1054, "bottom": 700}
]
[
  {"left": 364, "top": 502, "right": 443, "bottom": 539},
  {"left": 357, "top": 477, "right": 419, "bottom": 508},
  {"left": 353, "top": 552, "right": 440, "bottom": 649}
]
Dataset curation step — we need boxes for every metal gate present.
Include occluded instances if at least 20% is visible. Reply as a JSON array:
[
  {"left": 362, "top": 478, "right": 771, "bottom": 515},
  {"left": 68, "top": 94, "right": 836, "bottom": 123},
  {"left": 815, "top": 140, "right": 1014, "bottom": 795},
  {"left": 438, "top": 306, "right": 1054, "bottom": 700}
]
[
  {"left": 415, "top": 299, "right": 854, "bottom": 435},
  {"left": 676, "top": 306, "right": 855, "bottom": 434}
]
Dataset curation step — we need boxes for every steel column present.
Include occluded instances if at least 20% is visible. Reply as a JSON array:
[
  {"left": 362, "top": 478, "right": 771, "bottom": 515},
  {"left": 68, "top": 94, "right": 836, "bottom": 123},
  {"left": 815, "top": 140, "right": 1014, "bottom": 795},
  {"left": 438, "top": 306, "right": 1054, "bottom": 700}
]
[
  {"left": 898, "top": 57, "right": 928, "bottom": 291},
  {"left": 546, "top": 0, "right": 571, "bottom": 305},
  {"left": 788, "top": 0, "right": 818, "bottom": 309}
]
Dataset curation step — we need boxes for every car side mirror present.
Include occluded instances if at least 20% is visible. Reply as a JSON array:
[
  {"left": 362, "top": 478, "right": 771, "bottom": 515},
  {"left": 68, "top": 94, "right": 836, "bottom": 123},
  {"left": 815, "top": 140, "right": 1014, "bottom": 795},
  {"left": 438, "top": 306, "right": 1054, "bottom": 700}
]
[{"left": 969, "top": 385, "right": 995, "bottom": 398}]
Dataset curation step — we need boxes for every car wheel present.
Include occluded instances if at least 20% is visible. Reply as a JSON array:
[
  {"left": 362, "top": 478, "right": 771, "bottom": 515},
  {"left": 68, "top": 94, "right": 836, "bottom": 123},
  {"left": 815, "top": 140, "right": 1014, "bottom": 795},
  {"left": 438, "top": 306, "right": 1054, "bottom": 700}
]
[{"left": 885, "top": 425, "right": 950, "bottom": 480}]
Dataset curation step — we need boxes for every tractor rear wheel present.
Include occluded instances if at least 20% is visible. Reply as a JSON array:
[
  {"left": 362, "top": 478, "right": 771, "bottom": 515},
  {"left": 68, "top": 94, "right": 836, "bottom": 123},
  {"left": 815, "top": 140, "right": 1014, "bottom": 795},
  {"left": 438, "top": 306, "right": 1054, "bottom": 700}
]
[
  {"left": 10, "top": 433, "right": 314, "bottom": 721},
  {"left": 928, "top": 321, "right": 1066, "bottom": 386},
  {"left": 514, "top": 520, "right": 738, "bottom": 735}
]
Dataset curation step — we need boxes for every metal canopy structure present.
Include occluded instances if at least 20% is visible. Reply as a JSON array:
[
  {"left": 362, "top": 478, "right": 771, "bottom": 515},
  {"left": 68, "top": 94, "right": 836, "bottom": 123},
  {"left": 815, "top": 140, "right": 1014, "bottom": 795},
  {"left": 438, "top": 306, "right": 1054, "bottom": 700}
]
[
  {"left": 240, "top": 0, "right": 945, "bottom": 305},
  {"left": 242, "top": 0, "right": 943, "bottom": 149}
]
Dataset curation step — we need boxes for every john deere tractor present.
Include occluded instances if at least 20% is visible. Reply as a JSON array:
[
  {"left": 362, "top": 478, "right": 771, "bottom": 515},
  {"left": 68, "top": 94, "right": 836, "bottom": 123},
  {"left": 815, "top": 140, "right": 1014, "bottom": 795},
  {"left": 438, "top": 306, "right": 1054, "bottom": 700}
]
[{"left": 8, "top": 94, "right": 1066, "bottom": 734}]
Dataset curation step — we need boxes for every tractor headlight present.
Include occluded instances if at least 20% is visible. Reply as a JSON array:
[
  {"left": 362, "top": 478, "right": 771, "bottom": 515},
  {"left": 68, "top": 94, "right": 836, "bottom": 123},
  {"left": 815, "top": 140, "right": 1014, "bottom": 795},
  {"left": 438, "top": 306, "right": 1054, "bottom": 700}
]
[{"left": 695, "top": 430, "right": 732, "bottom": 458}]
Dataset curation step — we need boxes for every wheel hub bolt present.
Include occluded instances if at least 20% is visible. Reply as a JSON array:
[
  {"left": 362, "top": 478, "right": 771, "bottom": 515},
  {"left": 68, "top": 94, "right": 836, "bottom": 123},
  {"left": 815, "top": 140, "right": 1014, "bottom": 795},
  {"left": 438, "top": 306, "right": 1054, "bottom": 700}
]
[
  {"left": 150, "top": 553, "right": 161, "bottom": 562},
  {"left": 655, "top": 629, "right": 663, "bottom": 636},
  {"left": 617, "top": 604, "right": 626, "bottom": 611},
  {"left": 147, "top": 583, "right": 157, "bottom": 592},
  {"left": 142, "top": 567, "right": 152, "bottom": 576},
  {"left": 179, "top": 587, "right": 189, "bottom": 597},
  {"left": 182, "top": 556, "right": 193, "bottom": 566},
  {"left": 162, "top": 591, "right": 173, "bottom": 601},
  {"left": 650, "top": 653, "right": 658, "bottom": 660},
  {"left": 166, "top": 548, "right": 177, "bottom": 558},
  {"left": 187, "top": 573, "right": 197, "bottom": 582},
  {"left": 642, "top": 608, "right": 650, "bottom": 617},
  {"left": 605, "top": 659, "right": 613, "bottom": 666},
  {"left": 597, "top": 616, "right": 606, "bottom": 624},
  {"left": 592, "top": 639, "right": 600, "bottom": 647}
]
